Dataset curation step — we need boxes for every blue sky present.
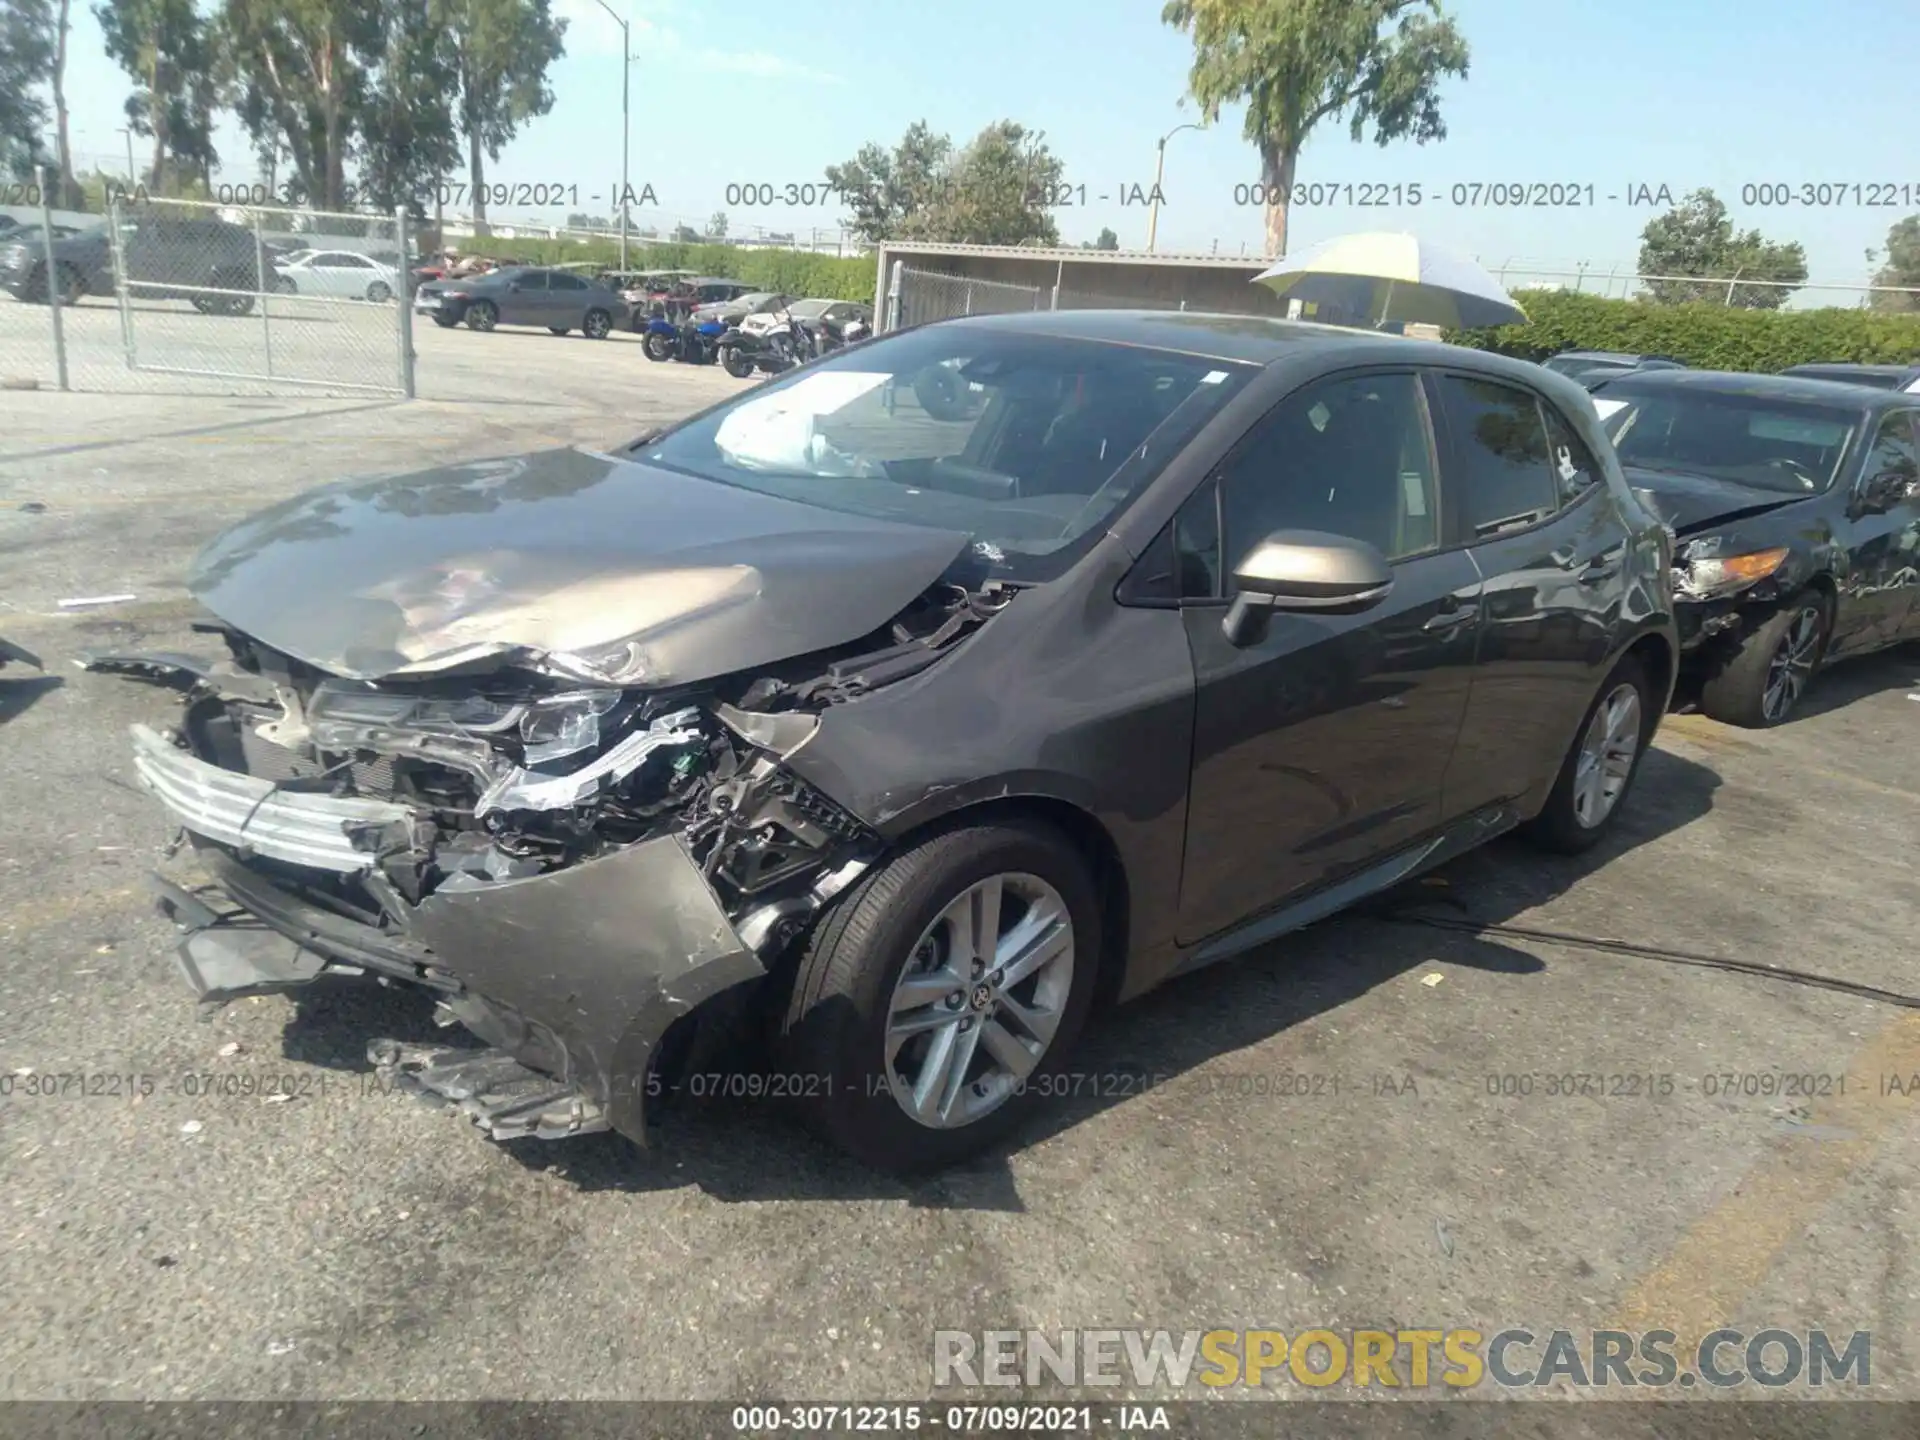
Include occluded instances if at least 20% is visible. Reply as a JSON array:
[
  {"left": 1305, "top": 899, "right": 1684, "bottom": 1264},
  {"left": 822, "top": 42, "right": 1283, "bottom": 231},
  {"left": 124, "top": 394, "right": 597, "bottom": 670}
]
[{"left": 50, "top": 0, "right": 1920, "bottom": 297}]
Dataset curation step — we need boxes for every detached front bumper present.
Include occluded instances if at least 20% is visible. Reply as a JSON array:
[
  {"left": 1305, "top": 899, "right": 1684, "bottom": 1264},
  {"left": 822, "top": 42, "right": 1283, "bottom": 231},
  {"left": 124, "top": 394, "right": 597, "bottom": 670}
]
[{"left": 131, "top": 724, "right": 766, "bottom": 1146}]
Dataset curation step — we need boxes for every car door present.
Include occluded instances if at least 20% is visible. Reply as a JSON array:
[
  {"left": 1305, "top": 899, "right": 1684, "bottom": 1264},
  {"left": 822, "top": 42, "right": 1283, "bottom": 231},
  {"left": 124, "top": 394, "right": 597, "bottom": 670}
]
[
  {"left": 1173, "top": 367, "right": 1483, "bottom": 944},
  {"left": 1836, "top": 409, "right": 1920, "bottom": 651},
  {"left": 1426, "top": 371, "right": 1634, "bottom": 820},
  {"left": 500, "top": 269, "right": 548, "bottom": 325},
  {"left": 547, "top": 270, "right": 588, "bottom": 324}
]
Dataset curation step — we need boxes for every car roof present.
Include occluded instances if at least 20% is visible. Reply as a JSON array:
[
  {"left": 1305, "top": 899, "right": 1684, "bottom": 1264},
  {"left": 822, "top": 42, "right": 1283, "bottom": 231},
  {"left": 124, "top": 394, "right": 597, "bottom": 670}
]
[
  {"left": 1592, "top": 367, "right": 1909, "bottom": 408},
  {"left": 932, "top": 308, "right": 1566, "bottom": 380},
  {"left": 1781, "top": 362, "right": 1919, "bottom": 379}
]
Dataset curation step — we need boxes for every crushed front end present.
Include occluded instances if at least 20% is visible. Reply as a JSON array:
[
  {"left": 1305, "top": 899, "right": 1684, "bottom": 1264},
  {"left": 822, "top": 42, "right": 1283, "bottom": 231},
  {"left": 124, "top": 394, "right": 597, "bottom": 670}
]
[{"left": 91, "top": 591, "right": 1005, "bottom": 1146}]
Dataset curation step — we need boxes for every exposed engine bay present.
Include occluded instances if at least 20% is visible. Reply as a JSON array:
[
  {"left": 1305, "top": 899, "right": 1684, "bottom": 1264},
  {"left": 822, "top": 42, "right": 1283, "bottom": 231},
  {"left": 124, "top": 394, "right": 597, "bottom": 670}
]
[{"left": 102, "top": 577, "right": 1015, "bottom": 943}]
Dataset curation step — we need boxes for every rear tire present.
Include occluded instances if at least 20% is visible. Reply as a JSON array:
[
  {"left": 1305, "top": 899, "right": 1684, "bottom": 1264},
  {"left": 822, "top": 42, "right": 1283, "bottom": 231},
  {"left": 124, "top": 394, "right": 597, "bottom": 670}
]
[
  {"left": 776, "top": 819, "right": 1100, "bottom": 1174},
  {"left": 431, "top": 312, "right": 459, "bottom": 328},
  {"left": 1523, "top": 654, "right": 1656, "bottom": 854},
  {"left": 721, "top": 346, "right": 756, "bottom": 378},
  {"left": 547, "top": 325, "right": 569, "bottom": 335},
  {"left": 1698, "top": 593, "right": 1829, "bottom": 728},
  {"left": 465, "top": 300, "right": 496, "bottom": 332},
  {"left": 366, "top": 280, "right": 392, "bottom": 303},
  {"left": 642, "top": 331, "right": 674, "bottom": 361}
]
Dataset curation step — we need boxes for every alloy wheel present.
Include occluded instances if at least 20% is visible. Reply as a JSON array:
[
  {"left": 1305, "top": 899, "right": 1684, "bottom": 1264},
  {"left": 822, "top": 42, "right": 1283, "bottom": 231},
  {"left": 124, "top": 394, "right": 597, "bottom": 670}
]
[
  {"left": 1762, "top": 604, "right": 1823, "bottom": 722},
  {"left": 883, "top": 872, "right": 1075, "bottom": 1130},
  {"left": 584, "top": 309, "right": 610, "bottom": 338},
  {"left": 1572, "top": 682, "right": 1643, "bottom": 829},
  {"left": 367, "top": 281, "right": 391, "bottom": 303}
]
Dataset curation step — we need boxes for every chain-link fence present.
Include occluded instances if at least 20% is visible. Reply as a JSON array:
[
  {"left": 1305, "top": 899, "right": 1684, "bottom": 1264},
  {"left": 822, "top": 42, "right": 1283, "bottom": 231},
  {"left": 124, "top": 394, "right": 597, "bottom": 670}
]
[{"left": 0, "top": 179, "right": 413, "bottom": 397}]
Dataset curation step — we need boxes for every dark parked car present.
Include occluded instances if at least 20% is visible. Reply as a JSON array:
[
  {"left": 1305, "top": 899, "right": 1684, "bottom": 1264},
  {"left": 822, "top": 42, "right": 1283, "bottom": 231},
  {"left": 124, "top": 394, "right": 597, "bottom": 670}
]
[
  {"left": 412, "top": 266, "right": 630, "bottom": 337},
  {"left": 1591, "top": 369, "right": 1920, "bottom": 725},
  {"left": 0, "top": 214, "right": 264, "bottom": 312},
  {"left": 692, "top": 288, "right": 793, "bottom": 327},
  {"left": 1542, "top": 351, "right": 1687, "bottom": 391},
  {"left": 92, "top": 311, "right": 1676, "bottom": 1172},
  {"left": 1778, "top": 362, "right": 1920, "bottom": 393}
]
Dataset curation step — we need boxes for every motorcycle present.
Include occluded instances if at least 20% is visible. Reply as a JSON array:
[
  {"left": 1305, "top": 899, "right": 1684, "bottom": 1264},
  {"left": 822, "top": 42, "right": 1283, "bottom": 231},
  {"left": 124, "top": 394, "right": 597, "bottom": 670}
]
[
  {"left": 641, "top": 311, "right": 732, "bottom": 363},
  {"left": 717, "top": 309, "right": 816, "bottom": 378}
]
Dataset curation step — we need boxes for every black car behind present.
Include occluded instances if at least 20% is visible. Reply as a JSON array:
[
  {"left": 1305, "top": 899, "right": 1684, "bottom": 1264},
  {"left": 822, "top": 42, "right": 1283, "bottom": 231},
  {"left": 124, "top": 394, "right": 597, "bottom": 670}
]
[
  {"left": 1593, "top": 369, "right": 1920, "bottom": 724},
  {"left": 1779, "top": 362, "right": 1920, "bottom": 393},
  {"left": 1, "top": 214, "right": 264, "bottom": 311},
  {"left": 92, "top": 311, "right": 1676, "bottom": 1173}
]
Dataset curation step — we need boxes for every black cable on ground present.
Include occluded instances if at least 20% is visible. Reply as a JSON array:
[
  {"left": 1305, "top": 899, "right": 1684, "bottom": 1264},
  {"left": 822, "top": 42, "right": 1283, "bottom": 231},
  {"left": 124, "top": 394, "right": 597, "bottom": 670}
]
[{"left": 1373, "top": 907, "right": 1920, "bottom": 1011}]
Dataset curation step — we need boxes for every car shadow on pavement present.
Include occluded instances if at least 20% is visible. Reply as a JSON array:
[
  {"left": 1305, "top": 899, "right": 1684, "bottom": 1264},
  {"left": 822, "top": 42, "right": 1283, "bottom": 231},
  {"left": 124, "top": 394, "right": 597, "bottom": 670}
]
[
  {"left": 270, "top": 746, "right": 1721, "bottom": 1208},
  {"left": 1789, "top": 649, "right": 1920, "bottom": 722},
  {"left": 0, "top": 673, "right": 62, "bottom": 723}
]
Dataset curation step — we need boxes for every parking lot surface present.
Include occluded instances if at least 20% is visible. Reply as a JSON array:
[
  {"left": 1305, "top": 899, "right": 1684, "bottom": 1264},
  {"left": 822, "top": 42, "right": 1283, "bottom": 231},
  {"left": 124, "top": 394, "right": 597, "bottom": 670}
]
[{"left": 2, "top": 328, "right": 1918, "bottom": 1403}]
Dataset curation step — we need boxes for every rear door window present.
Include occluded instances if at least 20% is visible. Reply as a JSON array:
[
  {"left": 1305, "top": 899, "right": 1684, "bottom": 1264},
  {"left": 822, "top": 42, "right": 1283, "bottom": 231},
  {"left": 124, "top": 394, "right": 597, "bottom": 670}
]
[{"left": 1434, "top": 374, "right": 1561, "bottom": 536}]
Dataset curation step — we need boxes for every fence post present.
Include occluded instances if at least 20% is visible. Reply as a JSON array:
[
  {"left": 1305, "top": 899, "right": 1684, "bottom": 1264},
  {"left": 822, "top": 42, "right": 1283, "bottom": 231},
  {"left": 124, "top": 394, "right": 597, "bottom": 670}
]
[
  {"left": 36, "top": 166, "right": 68, "bottom": 391},
  {"left": 110, "top": 191, "right": 136, "bottom": 370},
  {"left": 252, "top": 208, "right": 273, "bottom": 377},
  {"left": 394, "top": 205, "right": 416, "bottom": 398}
]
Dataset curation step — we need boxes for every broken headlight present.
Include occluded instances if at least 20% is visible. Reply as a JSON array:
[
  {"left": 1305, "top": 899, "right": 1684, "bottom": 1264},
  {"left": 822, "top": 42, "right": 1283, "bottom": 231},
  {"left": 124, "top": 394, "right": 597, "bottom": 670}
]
[
  {"left": 1675, "top": 545, "right": 1789, "bottom": 600},
  {"left": 519, "top": 689, "right": 621, "bottom": 764}
]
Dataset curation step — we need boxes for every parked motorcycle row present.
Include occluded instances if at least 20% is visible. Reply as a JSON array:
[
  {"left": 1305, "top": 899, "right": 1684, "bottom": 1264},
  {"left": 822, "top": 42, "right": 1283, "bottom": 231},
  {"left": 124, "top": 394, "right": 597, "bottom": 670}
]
[{"left": 631, "top": 280, "right": 873, "bottom": 379}]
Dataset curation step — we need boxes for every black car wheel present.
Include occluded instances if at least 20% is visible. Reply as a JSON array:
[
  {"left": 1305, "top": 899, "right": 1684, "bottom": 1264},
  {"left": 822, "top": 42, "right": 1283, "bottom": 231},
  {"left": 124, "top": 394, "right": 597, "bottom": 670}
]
[
  {"left": 721, "top": 345, "right": 756, "bottom": 378},
  {"left": 547, "top": 325, "right": 569, "bottom": 335},
  {"left": 582, "top": 308, "right": 612, "bottom": 339},
  {"left": 431, "top": 311, "right": 460, "bottom": 328},
  {"left": 55, "top": 264, "right": 86, "bottom": 306},
  {"left": 776, "top": 818, "right": 1100, "bottom": 1173},
  {"left": 1699, "top": 593, "right": 1829, "bottom": 728},
  {"left": 642, "top": 331, "right": 675, "bottom": 361},
  {"left": 465, "top": 300, "right": 497, "bottom": 332},
  {"left": 1523, "top": 653, "right": 1656, "bottom": 854}
]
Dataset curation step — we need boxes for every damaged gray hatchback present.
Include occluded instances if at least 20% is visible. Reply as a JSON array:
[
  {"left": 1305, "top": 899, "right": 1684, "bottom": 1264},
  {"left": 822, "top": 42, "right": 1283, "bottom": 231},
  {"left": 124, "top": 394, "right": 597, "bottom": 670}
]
[{"left": 96, "top": 310, "right": 1678, "bottom": 1172}]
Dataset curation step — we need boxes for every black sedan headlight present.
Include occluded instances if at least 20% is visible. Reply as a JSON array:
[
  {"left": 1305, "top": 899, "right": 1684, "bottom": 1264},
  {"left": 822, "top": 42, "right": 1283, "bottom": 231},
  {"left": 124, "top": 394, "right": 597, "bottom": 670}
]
[{"left": 1672, "top": 545, "right": 1789, "bottom": 600}]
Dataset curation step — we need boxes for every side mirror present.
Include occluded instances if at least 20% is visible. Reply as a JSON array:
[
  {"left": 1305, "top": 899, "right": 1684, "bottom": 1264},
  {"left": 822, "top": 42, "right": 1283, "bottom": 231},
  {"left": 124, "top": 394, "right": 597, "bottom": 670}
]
[{"left": 1222, "top": 530, "right": 1394, "bottom": 648}]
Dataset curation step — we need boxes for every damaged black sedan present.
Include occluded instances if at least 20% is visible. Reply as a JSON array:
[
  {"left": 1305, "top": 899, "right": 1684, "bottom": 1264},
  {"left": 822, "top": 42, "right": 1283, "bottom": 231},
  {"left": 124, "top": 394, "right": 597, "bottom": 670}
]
[
  {"left": 96, "top": 311, "right": 1676, "bottom": 1172},
  {"left": 1593, "top": 370, "right": 1920, "bottom": 725}
]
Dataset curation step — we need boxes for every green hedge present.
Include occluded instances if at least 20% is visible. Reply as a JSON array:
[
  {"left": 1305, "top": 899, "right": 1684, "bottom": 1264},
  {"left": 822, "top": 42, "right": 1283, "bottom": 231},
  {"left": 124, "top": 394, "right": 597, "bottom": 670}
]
[
  {"left": 445, "top": 235, "right": 875, "bottom": 302},
  {"left": 1446, "top": 290, "right": 1920, "bottom": 372}
]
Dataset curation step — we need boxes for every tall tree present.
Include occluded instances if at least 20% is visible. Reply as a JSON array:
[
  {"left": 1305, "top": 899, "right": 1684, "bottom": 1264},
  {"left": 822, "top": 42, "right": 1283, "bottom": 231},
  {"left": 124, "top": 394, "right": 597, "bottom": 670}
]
[
  {"left": 357, "top": 0, "right": 458, "bottom": 215},
  {"left": 0, "top": 0, "right": 54, "bottom": 180},
  {"left": 708, "top": 209, "right": 727, "bottom": 238},
  {"left": 1162, "top": 0, "right": 1469, "bottom": 257},
  {"left": 220, "top": 0, "right": 376, "bottom": 208},
  {"left": 48, "top": 0, "right": 79, "bottom": 203},
  {"left": 826, "top": 120, "right": 1064, "bottom": 247},
  {"left": 1637, "top": 189, "right": 1807, "bottom": 310},
  {"left": 825, "top": 120, "right": 953, "bottom": 246},
  {"left": 1093, "top": 226, "right": 1119, "bottom": 250},
  {"left": 439, "top": 0, "right": 565, "bottom": 235},
  {"left": 1868, "top": 215, "right": 1920, "bottom": 314},
  {"left": 96, "top": 0, "right": 218, "bottom": 192}
]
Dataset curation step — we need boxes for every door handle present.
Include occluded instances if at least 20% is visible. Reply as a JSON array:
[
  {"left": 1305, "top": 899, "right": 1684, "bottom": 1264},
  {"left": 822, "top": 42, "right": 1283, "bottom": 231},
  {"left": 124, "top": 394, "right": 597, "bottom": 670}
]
[{"left": 1422, "top": 598, "right": 1477, "bottom": 633}]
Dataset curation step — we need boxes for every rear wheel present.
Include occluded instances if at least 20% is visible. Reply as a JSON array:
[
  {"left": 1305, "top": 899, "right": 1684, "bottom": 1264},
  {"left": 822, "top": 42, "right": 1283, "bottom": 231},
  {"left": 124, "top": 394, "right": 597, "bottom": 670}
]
[
  {"left": 431, "top": 311, "right": 459, "bottom": 328},
  {"left": 273, "top": 275, "right": 297, "bottom": 295},
  {"left": 465, "top": 300, "right": 497, "bottom": 332},
  {"left": 1523, "top": 654, "right": 1655, "bottom": 854},
  {"left": 642, "top": 331, "right": 675, "bottom": 361},
  {"left": 1699, "top": 593, "right": 1828, "bottom": 728},
  {"left": 366, "top": 280, "right": 392, "bottom": 304},
  {"left": 547, "top": 325, "right": 569, "bottom": 335},
  {"left": 777, "top": 819, "right": 1100, "bottom": 1173},
  {"left": 582, "top": 308, "right": 612, "bottom": 339},
  {"left": 721, "top": 345, "right": 756, "bottom": 378},
  {"left": 55, "top": 264, "right": 85, "bottom": 305}
]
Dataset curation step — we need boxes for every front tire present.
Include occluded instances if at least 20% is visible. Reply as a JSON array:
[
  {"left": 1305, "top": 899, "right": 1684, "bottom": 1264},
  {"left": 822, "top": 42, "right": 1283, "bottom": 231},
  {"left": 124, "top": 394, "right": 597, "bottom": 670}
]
[
  {"left": 547, "top": 325, "right": 569, "bottom": 335},
  {"left": 777, "top": 819, "right": 1101, "bottom": 1173},
  {"left": 465, "top": 300, "right": 497, "bottom": 332},
  {"left": 642, "top": 331, "right": 674, "bottom": 361},
  {"left": 582, "top": 308, "right": 612, "bottom": 339},
  {"left": 431, "top": 311, "right": 459, "bottom": 328},
  {"left": 1523, "top": 654, "right": 1656, "bottom": 854},
  {"left": 1699, "top": 593, "right": 1828, "bottom": 728},
  {"left": 366, "top": 280, "right": 392, "bottom": 304}
]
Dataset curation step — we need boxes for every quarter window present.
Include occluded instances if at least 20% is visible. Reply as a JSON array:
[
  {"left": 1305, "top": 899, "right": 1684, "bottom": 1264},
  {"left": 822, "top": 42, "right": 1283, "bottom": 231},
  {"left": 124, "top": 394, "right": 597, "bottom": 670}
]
[
  {"left": 1214, "top": 371, "right": 1439, "bottom": 577},
  {"left": 1541, "top": 403, "right": 1605, "bottom": 506},
  {"left": 1858, "top": 413, "right": 1919, "bottom": 499},
  {"left": 1435, "top": 375, "right": 1560, "bottom": 536}
]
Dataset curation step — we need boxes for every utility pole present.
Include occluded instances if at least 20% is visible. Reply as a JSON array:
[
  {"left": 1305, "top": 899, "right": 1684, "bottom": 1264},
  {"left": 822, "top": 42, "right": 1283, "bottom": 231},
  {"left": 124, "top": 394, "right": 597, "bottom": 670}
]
[
  {"left": 1146, "top": 122, "right": 1202, "bottom": 252},
  {"left": 592, "top": 0, "right": 631, "bottom": 272}
]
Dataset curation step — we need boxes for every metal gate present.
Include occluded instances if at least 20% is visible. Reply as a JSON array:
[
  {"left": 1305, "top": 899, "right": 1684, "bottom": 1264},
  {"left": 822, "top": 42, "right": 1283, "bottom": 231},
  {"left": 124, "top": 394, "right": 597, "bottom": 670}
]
[
  {"left": 884, "top": 264, "right": 1046, "bottom": 331},
  {"left": 103, "top": 195, "right": 413, "bottom": 396}
]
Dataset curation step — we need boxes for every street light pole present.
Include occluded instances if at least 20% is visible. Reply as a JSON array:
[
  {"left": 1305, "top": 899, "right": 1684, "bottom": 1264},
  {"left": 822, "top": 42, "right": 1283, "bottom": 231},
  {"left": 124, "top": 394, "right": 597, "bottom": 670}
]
[
  {"left": 592, "top": 0, "right": 631, "bottom": 272},
  {"left": 1145, "top": 122, "right": 1202, "bottom": 253},
  {"left": 117, "top": 126, "right": 135, "bottom": 188}
]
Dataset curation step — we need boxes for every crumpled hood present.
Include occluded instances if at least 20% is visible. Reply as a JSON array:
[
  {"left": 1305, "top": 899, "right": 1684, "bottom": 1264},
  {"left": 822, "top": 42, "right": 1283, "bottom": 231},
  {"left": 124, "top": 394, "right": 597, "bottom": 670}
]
[
  {"left": 188, "top": 447, "right": 971, "bottom": 686},
  {"left": 1620, "top": 464, "right": 1808, "bottom": 537}
]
